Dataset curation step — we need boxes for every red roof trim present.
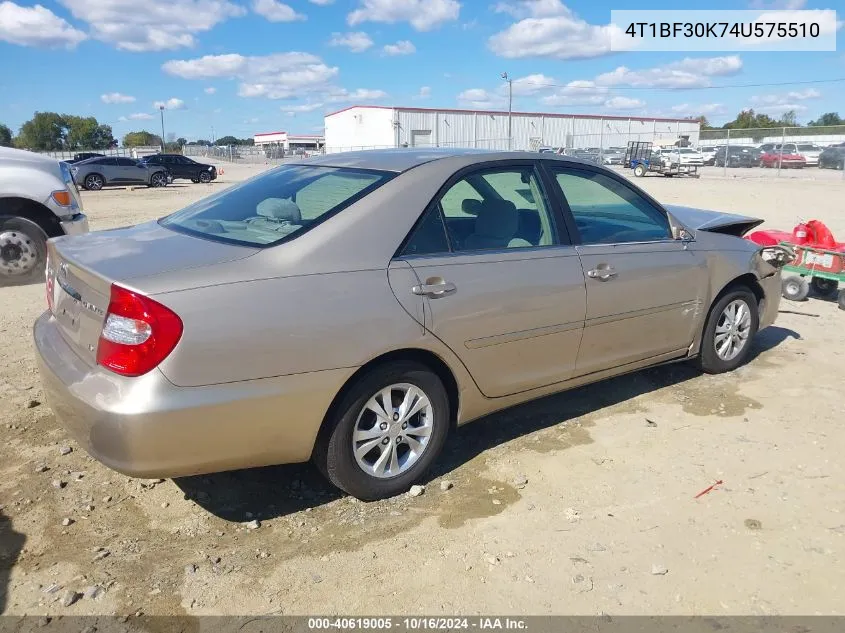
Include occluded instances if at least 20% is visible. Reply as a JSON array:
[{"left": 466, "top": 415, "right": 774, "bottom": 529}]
[
  {"left": 254, "top": 131, "right": 286, "bottom": 137},
  {"left": 324, "top": 104, "right": 696, "bottom": 125}
]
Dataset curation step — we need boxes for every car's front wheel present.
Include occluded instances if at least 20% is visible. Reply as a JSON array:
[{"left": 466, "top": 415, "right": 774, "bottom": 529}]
[
  {"left": 199, "top": 171, "right": 212, "bottom": 183},
  {"left": 697, "top": 288, "right": 759, "bottom": 374},
  {"left": 314, "top": 362, "right": 450, "bottom": 500}
]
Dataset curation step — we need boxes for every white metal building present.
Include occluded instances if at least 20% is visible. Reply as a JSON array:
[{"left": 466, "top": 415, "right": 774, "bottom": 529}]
[
  {"left": 253, "top": 131, "right": 324, "bottom": 152},
  {"left": 324, "top": 105, "right": 701, "bottom": 154}
]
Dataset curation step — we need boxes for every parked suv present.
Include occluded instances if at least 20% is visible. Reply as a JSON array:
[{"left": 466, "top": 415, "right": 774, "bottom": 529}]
[
  {"left": 140, "top": 154, "right": 217, "bottom": 183},
  {"left": 0, "top": 146, "right": 88, "bottom": 284},
  {"left": 71, "top": 156, "right": 170, "bottom": 190}
]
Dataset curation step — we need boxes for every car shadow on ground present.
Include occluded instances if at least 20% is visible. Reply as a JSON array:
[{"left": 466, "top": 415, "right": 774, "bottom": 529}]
[
  {"left": 175, "top": 325, "right": 799, "bottom": 523},
  {"left": 0, "top": 510, "right": 26, "bottom": 614}
]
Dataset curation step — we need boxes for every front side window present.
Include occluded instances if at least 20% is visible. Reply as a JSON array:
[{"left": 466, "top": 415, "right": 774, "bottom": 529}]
[
  {"left": 161, "top": 166, "right": 393, "bottom": 247},
  {"left": 552, "top": 168, "right": 671, "bottom": 245},
  {"left": 439, "top": 167, "right": 558, "bottom": 252}
]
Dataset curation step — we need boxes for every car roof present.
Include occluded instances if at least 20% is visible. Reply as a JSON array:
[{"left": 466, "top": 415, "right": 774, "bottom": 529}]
[{"left": 290, "top": 148, "right": 601, "bottom": 173}]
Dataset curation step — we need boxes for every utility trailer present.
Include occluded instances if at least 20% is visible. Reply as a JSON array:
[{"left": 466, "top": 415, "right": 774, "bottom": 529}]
[{"left": 624, "top": 141, "right": 700, "bottom": 178}]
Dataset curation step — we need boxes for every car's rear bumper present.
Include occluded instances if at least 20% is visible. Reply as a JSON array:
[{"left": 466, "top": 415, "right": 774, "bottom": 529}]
[
  {"left": 59, "top": 213, "right": 89, "bottom": 236},
  {"left": 33, "top": 311, "right": 354, "bottom": 479}
]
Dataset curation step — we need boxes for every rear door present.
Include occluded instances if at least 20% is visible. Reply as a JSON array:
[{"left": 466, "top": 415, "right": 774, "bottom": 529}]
[
  {"left": 394, "top": 161, "right": 586, "bottom": 398},
  {"left": 545, "top": 164, "right": 708, "bottom": 377},
  {"left": 114, "top": 157, "right": 144, "bottom": 183},
  {"left": 94, "top": 157, "right": 119, "bottom": 183}
]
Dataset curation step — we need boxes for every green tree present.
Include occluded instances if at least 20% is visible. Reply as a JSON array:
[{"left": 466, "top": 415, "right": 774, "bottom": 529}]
[
  {"left": 16, "top": 112, "right": 67, "bottom": 150},
  {"left": 215, "top": 135, "right": 240, "bottom": 145},
  {"left": 808, "top": 112, "right": 843, "bottom": 127},
  {"left": 721, "top": 109, "right": 781, "bottom": 130},
  {"left": 123, "top": 130, "right": 162, "bottom": 147},
  {"left": 63, "top": 116, "right": 116, "bottom": 150},
  {"left": 176, "top": 137, "right": 187, "bottom": 146},
  {"left": 0, "top": 123, "right": 12, "bottom": 147},
  {"left": 778, "top": 110, "right": 798, "bottom": 127}
]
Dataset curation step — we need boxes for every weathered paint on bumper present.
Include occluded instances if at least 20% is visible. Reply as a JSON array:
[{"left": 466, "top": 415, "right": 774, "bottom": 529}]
[
  {"left": 59, "top": 213, "right": 89, "bottom": 236},
  {"left": 33, "top": 311, "right": 354, "bottom": 479}
]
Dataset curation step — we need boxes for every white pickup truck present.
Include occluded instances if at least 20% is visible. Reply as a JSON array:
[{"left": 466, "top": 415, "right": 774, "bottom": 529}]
[{"left": 0, "top": 147, "right": 89, "bottom": 284}]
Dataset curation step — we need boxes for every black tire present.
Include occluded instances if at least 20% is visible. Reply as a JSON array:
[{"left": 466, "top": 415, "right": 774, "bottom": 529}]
[
  {"left": 84, "top": 173, "right": 104, "bottom": 190},
  {"left": 782, "top": 275, "right": 810, "bottom": 301},
  {"left": 199, "top": 171, "right": 212, "bottom": 183},
  {"left": 0, "top": 217, "right": 48, "bottom": 285},
  {"left": 838, "top": 289, "right": 845, "bottom": 311},
  {"left": 697, "top": 287, "right": 759, "bottom": 374},
  {"left": 148, "top": 171, "right": 168, "bottom": 188},
  {"left": 810, "top": 277, "right": 839, "bottom": 298},
  {"left": 191, "top": 178, "right": 200, "bottom": 183},
  {"left": 314, "top": 361, "right": 450, "bottom": 501},
  {"left": 633, "top": 164, "right": 646, "bottom": 177}
]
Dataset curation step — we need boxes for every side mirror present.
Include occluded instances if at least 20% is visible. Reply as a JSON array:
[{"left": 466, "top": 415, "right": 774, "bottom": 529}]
[{"left": 677, "top": 228, "right": 695, "bottom": 247}]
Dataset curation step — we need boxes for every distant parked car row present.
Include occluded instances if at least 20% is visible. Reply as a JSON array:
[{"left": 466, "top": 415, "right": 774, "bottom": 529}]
[
  {"left": 65, "top": 154, "right": 217, "bottom": 190},
  {"left": 697, "top": 142, "right": 845, "bottom": 169}
]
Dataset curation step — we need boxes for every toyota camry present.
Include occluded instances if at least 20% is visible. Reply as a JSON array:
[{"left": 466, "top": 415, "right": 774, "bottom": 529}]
[{"left": 34, "top": 149, "right": 787, "bottom": 500}]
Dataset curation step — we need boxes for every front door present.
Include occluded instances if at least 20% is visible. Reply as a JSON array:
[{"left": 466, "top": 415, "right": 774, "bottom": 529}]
[
  {"left": 396, "top": 163, "right": 586, "bottom": 398},
  {"left": 546, "top": 165, "right": 708, "bottom": 376}
]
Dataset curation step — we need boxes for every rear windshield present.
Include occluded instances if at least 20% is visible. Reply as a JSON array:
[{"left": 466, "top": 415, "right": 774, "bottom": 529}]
[{"left": 160, "top": 165, "right": 394, "bottom": 247}]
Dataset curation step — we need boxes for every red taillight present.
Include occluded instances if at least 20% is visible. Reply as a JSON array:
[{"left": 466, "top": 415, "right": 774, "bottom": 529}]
[{"left": 96, "top": 284, "right": 183, "bottom": 377}]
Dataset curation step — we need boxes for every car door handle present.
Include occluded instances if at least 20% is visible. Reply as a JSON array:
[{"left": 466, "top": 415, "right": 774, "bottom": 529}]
[
  {"left": 412, "top": 281, "right": 456, "bottom": 298},
  {"left": 587, "top": 267, "right": 617, "bottom": 281}
]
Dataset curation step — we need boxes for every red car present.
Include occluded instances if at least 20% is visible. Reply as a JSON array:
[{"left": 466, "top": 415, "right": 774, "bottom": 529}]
[{"left": 760, "top": 151, "right": 806, "bottom": 168}]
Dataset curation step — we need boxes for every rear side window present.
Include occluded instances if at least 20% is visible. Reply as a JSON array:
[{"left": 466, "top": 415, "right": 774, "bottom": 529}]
[{"left": 161, "top": 165, "right": 394, "bottom": 247}]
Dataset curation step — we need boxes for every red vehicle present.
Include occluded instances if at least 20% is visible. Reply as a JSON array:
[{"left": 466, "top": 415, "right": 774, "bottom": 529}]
[{"left": 760, "top": 150, "right": 806, "bottom": 169}]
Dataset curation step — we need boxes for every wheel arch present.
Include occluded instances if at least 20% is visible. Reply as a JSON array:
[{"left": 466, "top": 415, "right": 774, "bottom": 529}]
[
  {"left": 311, "top": 347, "right": 460, "bottom": 458},
  {"left": 712, "top": 272, "right": 765, "bottom": 309},
  {"left": 0, "top": 196, "right": 63, "bottom": 237}
]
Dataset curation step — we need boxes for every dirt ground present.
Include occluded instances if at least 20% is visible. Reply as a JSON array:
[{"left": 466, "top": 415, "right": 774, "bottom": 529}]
[{"left": 1, "top": 161, "right": 844, "bottom": 617}]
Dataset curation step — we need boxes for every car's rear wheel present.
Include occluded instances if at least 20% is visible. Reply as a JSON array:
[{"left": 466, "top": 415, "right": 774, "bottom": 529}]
[
  {"left": 810, "top": 277, "right": 839, "bottom": 298},
  {"left": 314, "top": 361, "right": 450, "bottom": 500},
  {"left": 84, "top": 173, "right": 104, "bottom": 190},
  {"left": 782, "top": 275, "right": 810, "bottom": 301},
  {"left": 149, "top": 172, "right": 168, "bottom": 188},
  {"left": 0, "top": 217, "right": 48, "bottom": 285},
  {"left": 199, "top": 171, "right": 212, "bottom": 183},
  {"left": 838, "top": 289, "right": 845, "bottom": 311},
  {"left": 697, "top": 288, "right": 759, "bottom": 374}
]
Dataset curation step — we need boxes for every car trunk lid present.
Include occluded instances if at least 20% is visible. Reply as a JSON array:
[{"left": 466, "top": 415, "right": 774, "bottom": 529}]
[{"left": 46, "top": 220, "right": 258, "bottom": 366}]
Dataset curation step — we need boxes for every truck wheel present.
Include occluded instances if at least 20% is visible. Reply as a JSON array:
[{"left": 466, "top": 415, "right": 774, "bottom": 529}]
[
  {"left": 0, "top": 217, "right": 48, "bottom": 285},
  {"left": 634, "top": 164, "right": 646, "bottom": 177},
  {"left": 782, "top": 275, "right": 810, "bottom": 301},
  {"left": 838, "top": 289, "right": 845, "bottom": 311},
  {"left": 810, "top": 277, "right": 839, "bottom": 298}
]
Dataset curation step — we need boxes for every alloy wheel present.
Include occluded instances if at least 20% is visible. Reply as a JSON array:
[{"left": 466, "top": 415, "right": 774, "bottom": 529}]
[
  {"left": 351, "top": 383, "right": 434, "bottom": 479},
  {"left": 714, "top": 299, "right": 752, "bottom": 361}
]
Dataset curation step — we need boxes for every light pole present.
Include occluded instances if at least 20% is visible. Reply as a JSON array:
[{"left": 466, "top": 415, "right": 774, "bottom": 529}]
[
  {"left": 501, "top": 72, "right": 513, "bottom": 151},
  {"left": 159, "top": 105, "right": 166, "bottom": 152}
]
